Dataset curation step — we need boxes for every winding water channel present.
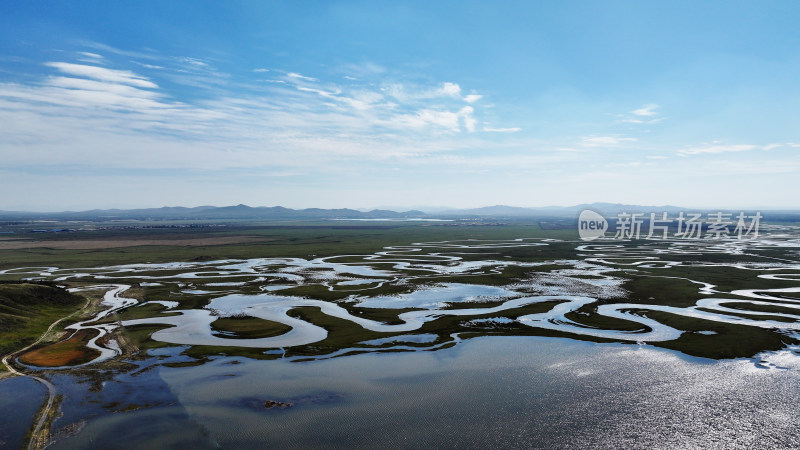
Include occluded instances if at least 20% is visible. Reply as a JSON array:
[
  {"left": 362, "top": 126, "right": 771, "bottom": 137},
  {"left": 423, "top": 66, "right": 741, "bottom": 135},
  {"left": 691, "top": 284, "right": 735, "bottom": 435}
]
[{"left": 2, "top": 236, "right": 799, "bottom": 360}]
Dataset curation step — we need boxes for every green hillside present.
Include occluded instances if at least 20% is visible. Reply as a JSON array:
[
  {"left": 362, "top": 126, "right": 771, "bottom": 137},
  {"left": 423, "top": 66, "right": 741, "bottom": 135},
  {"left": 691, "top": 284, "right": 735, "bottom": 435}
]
[{"left": 0, "top": 282, "right": 85, "bottom": 358}]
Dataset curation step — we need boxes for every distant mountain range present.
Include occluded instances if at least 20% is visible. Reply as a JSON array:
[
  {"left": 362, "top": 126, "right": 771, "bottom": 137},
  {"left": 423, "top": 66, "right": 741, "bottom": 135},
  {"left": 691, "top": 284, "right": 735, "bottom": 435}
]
[
  {"left": 0, "top": 203, "right": 792, "bottom": 221},
  {"left": 0, "top": 204, "right": 425, "bottom": 221},
  {"left": 436, "top": 203, "right": 690, "bottom": 217}
]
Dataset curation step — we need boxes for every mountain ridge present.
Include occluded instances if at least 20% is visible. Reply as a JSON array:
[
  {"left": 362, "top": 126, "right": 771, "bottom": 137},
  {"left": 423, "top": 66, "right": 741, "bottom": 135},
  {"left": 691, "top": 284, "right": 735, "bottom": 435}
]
[
  {"left": 0, "top": 203, "right": 791, "bottom": 221},
  {"left": 0, "top": 205, "right": 427, "bottom": 221}
]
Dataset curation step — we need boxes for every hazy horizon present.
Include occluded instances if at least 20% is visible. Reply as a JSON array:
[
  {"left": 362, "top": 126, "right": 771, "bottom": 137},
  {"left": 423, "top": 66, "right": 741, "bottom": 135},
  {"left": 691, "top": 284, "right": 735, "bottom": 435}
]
[{"left": 2, "top": 201, "right": 799, "bottom": 215}]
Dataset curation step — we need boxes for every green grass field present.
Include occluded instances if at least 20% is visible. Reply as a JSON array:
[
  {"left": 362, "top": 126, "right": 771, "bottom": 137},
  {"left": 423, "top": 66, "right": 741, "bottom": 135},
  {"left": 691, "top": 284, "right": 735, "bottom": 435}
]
[
  {"left": 0, "top": 283, "right": 87, "bottom": 361},
  {"left": 0, "top": 220, "right": 570, "bottom": 271}
]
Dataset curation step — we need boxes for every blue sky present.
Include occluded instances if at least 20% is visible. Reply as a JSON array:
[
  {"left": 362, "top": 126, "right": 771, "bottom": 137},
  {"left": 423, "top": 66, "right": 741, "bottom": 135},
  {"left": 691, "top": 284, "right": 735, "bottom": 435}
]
[{"left": 1, "top": 1, "right": 798, "bottom": 211}]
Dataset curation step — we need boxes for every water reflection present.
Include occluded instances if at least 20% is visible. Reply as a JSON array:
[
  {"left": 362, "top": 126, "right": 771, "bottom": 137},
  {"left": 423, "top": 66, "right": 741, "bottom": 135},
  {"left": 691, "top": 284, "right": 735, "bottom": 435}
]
[{"left": 50, "top": 336, "right": 800, "bottom": 448}]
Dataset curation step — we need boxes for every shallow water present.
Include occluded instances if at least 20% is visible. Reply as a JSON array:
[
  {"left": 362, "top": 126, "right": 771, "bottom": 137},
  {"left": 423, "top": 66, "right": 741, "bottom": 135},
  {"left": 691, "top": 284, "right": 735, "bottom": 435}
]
[
  {"left": 353, "top": 283, "right": 517, "bottom": 309},
  {"left": 44, "top": 336, "right": 800, "bottom": 449},
  {"left": 4, "top": 236, "right": 800, "bottom": 447},
  {"left": 42, "top": 355, "right": 217, "bottom": 449},
  {"left": 0, "top": 376, "right": 47, "bottom": 448}
]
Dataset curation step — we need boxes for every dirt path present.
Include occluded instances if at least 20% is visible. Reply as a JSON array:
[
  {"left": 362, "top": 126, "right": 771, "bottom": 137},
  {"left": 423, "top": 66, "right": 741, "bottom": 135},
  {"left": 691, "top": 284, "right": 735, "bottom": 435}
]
[{"left": 0, "top": 298, "right": 90, "bottom": 450}]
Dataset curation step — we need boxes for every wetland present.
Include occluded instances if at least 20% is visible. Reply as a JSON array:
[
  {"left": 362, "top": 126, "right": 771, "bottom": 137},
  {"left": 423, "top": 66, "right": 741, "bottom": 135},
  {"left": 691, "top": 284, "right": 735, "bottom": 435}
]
[{"left": 1, "top": 219, "right": 800, "bottom": 448}]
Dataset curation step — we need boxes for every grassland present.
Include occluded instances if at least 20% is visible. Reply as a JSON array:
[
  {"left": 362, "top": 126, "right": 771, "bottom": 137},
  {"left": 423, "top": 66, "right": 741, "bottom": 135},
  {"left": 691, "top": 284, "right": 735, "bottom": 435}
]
[
  {"left": 0, "top": 283, "right": 87, "bottom": 362},
  {"left": 210, "top": 316, "right": 293, "bottom": 339},
  {"left": 0, "top": 219, "right": 572, "bottom": 272}
]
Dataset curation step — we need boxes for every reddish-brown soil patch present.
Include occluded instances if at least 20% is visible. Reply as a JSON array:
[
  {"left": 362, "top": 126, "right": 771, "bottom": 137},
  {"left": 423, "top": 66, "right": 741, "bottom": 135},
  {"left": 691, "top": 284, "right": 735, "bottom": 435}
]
[{"left": 18, "top": 330, "right": 101, "bottom": 367}]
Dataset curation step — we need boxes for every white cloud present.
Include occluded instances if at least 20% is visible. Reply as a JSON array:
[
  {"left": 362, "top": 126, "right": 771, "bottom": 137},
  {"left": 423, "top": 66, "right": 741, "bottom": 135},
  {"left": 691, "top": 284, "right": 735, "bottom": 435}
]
[
  {"left": 177, "top": 56, "right": 209, "bottom": 68},
  {"left": 132, "top": 62, "right": 165, "bottom": 70},
  {"left": 1, "top": 55, "right": 522, "bottom": 184},
  {"left": 632, "top": 104, "right": 659, "bottom": 116},
  {"left": 340, "top": 90, "right": 384, "bottom": 111},
  {"left": 253, "top": 68, "right": 270, "bottom": 73},
  {"left": 0, "top": 81, "right": 187, "bottom": 118},
  {"left": 395, "top": 105, "right": 477, "bottom": 133},
  {"left": 619, "top": 117, "right": 665, "bottom": 124},
  {"left": 761, "top": 142, "right": 800, "bottom": 151},
  {"left": 402, "top": 109, "right": 461, "bottom": 131},
  {"left": 45, "top": 62, "right": 157, "bottom": 88},
  {"left": 78, "top": 52, "right": 103, "bottom": 60},
  {"left": 618, "top": 103, "right": 664, "bottom": 124},
  {"left": 464, "top": 94, "right": 482, "bottom": 103},
  {"left": 678, "top": 144, "right": 758, "bottom": 156},
  {"left": 677, "top": 142, "right": 800, "bottom": 156},
  {"left": 437, "top": 82, "right": 461, "bottom": 97},
  {"left": 483, "top": 127, "right": 521, "bottom": 133},
  {"left": 287, "top": 72, "right": 318, "bottom": 82},
  {"left": 297, "top": 86, "right": 340, "bottom": 98},
  {"left": 271, "top": 73, "right": 493, "bottom": 133},
  {"left": 48, "top": 76, "right": 163, "bottom": 102},
  {"left": 82, "top": 41, "right": 160, "bottom": 60},
  {"left": 381, "top": 83, "right": 407, "bottom": 101},
  {"left": 582, "top": 136, "right": 638, "bottom": 146},
  {"left": 460, "top": 106, "right": 476, "bottom": 132},
  {"left": 383, "top": 82, "right": 469, "bottom": 102}
]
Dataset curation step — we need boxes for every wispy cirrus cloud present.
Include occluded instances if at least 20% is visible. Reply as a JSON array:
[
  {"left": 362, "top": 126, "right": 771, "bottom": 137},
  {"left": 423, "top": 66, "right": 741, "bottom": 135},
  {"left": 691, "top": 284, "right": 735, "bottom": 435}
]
[
  {"left": 483, "top": 127, "right": 521, "bottom": 133},
  {"left": 1, "top": 61, "right": 179, "bottom": 117},
  {"left": 677, "top": 143, "right": 758, "bottom": 156},
  {"left": 45, "top": 62, "right": 157, "bottom": 88},
  {"left": 381, "top": 81, "right": 481, "bottom": 105},
  {"left": 46, "top": 76, "right": 166, "bottom": 107},
  {"left": 80, "top": 41, "right": 161, "bottom": 60},
  {"left": 78, "top": 52, "right": 102, "bottom": 59},
  {"left": 0, "top": 55, "right": 509, "bottom": 173},
  {"left": 632, "top": 104, "right": 659, "bottom": 117},
  {"left": 618, "top": 103, "right": 664, "bottom": 124},
  {"left": 132, "top": 61, "right": 165, "bottom": 70},
  {"left": 272, "top": 67, "right": 483, "bottom": 133},
  {"left": 581, "top": 135, "right": 638, "bottom": 147},
  {"left": 287, "top": 72, "right": 317, "bottom": 82},
  {"left": 677, "top": 142, "right": 800, "bottom": 156},
  {"left": 339, "top": 62, "right": 386, "bottom": 79},
  {"left": 176, "top": 56, "right": 209, "bottom": 69},
  {"left": 76, "top": 51, "right": 104, "bottom": 64}
]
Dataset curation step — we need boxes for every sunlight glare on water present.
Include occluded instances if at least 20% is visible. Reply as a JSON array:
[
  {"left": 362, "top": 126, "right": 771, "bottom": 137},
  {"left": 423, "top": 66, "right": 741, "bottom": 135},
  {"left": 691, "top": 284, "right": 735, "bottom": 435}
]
[{"left": 132, "top": 337, "right": 800, "bottom": 448}]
